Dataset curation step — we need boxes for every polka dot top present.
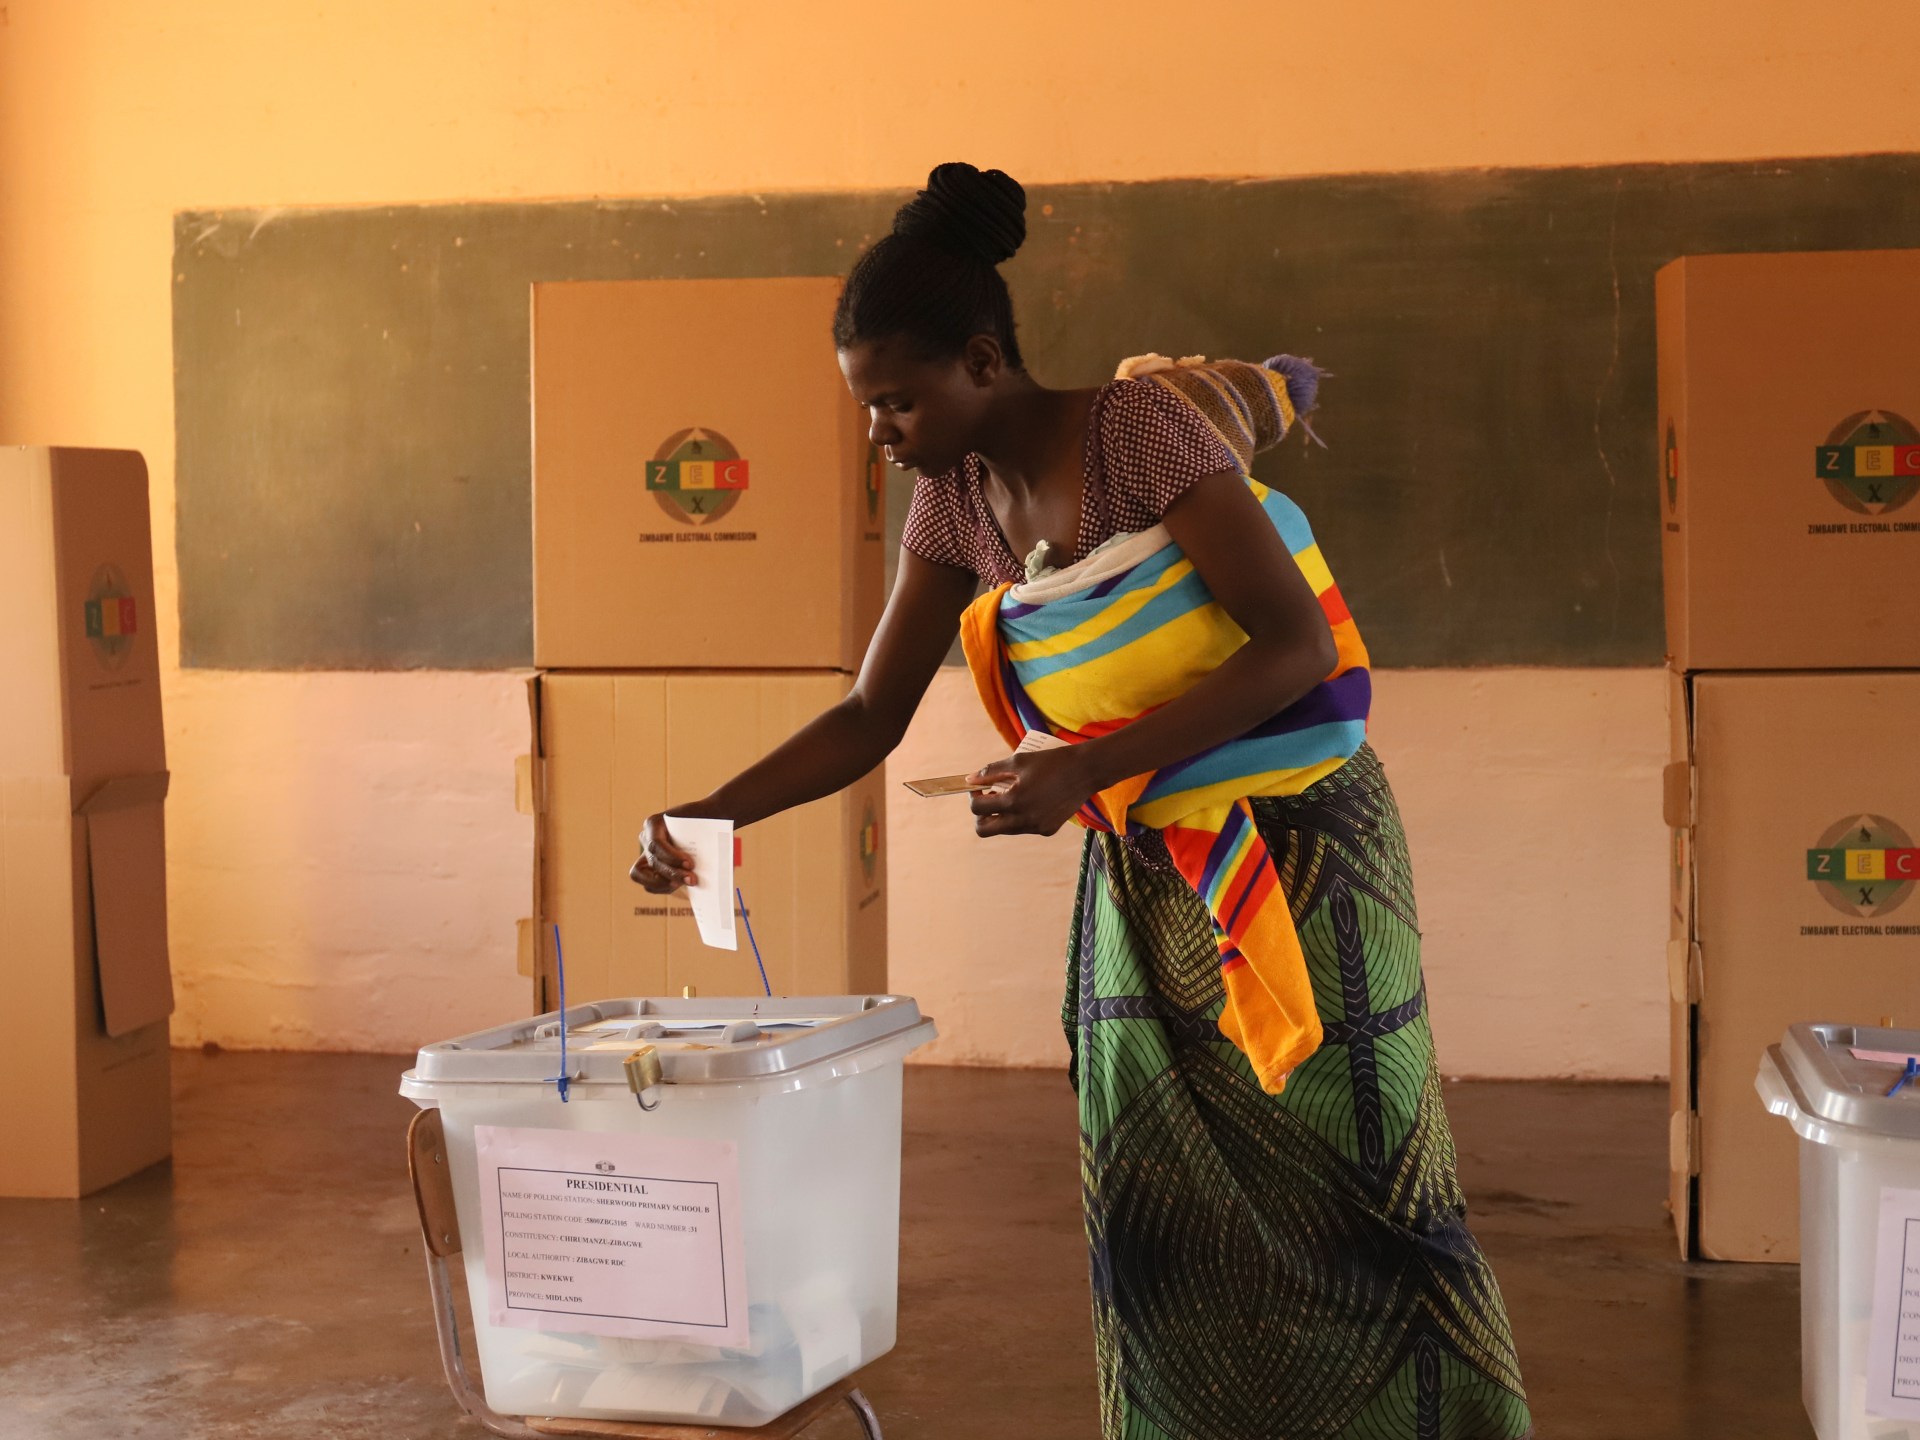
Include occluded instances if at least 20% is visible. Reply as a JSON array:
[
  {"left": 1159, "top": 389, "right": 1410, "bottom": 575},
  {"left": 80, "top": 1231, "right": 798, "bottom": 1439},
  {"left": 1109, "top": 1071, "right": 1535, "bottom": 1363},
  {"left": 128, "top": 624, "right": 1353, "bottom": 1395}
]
[{"left": 899, "top": 379, "right": 1239, "bottom": 585}]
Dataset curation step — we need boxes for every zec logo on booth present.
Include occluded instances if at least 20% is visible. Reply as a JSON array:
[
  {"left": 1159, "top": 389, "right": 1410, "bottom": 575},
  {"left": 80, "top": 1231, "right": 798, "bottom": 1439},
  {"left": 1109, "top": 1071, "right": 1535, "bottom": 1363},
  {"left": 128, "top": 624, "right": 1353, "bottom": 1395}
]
[
  {"left": 1815, "top": 411, "right": 1920, "bottom": 516},
  {"left": 83, "top": 565, "right": 139, "bottom": 669},
  {"left": 1806, "top": 814, "right": 1918, "bottom": 919},
  {"left": 645, "top": 428, "right": 750, "bottom": 526}
]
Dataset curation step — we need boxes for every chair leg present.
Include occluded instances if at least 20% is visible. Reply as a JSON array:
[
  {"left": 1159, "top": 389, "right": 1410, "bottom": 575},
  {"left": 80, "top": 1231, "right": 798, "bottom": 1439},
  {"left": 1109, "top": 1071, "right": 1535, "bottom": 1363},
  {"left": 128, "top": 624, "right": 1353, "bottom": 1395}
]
[
  {"left": 843, "top": 1388, "right": 884, "bottom": 1439},
  {"left": 427, "top": 1250, "right": 541, "bottom": 1439}
]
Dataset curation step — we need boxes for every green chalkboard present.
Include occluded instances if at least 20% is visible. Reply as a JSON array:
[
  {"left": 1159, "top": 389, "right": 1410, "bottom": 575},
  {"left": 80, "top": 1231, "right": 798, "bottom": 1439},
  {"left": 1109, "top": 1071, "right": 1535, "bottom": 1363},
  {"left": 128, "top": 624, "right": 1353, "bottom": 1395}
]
[{"left": 173, "top": 157, "right": 1920, "bottom": 669}]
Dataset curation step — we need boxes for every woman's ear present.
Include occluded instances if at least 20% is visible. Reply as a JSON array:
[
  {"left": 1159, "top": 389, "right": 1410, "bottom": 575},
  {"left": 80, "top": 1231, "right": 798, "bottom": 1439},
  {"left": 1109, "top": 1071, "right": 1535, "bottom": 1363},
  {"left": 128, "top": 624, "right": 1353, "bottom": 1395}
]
[{"left": 963, "top": 333, "right": 1004, "bottom": 388}]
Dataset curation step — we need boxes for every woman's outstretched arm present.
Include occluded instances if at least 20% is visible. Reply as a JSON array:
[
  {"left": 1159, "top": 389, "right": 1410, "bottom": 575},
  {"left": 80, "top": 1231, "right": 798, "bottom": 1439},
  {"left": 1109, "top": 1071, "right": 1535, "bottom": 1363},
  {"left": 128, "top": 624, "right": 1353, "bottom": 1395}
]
[{"left": 632, "top": 548, "right": 978, "bottom": 891}]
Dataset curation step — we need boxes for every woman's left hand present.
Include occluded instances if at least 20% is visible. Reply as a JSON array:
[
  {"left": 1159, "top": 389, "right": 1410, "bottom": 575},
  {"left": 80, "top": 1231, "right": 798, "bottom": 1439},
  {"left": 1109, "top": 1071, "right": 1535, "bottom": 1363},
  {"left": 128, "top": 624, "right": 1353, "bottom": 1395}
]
[{"left": 967, "top": 747, "right": 1100, "bottom": 837}]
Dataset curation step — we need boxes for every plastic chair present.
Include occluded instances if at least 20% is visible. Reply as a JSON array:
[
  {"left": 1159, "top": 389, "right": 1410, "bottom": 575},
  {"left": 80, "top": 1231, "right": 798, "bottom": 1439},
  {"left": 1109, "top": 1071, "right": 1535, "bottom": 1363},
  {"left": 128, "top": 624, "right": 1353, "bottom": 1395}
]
[{"left": 407, "top": 1109, "right": 885, "bottom": 1439}]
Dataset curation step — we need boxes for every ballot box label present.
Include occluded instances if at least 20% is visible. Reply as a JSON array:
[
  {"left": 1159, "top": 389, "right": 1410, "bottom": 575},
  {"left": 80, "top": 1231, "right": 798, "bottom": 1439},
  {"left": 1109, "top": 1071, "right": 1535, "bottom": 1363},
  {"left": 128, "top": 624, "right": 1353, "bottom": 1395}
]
[
  {"left": 476, "top": 1124, "right": 747, "bottom": 1345},
  {"left": 1869, "top": 1187, "right": 1920, "bottom": 1420}
]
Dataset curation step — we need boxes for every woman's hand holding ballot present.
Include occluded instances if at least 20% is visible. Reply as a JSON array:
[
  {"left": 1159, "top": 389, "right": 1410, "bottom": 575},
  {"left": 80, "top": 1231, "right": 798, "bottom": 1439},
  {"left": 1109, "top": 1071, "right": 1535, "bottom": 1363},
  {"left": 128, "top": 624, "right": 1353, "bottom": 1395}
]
[
  {"left": 629, "top": 812, "right": 696, "bottom": 894},
  {"left": 965, "top": 745, "right": 1100, "bottom": 837}
]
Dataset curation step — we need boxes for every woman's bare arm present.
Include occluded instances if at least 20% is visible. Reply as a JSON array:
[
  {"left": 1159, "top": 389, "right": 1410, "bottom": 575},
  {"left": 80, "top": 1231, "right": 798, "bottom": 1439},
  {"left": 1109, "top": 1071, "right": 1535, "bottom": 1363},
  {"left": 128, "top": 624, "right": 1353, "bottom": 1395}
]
[{"left": 633, "top": 549, "right": 979, "bottom": 889}]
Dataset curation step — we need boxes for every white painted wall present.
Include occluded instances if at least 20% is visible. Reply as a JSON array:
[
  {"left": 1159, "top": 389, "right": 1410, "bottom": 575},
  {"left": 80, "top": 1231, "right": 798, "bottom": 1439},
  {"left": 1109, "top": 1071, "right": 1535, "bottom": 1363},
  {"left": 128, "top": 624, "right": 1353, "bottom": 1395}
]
[
  {"left": 164, "top": 672, "right": 534, "bottom": 1052},
  {"left": 155, "top": 664, "right": 1667, "bottom": 1079}
]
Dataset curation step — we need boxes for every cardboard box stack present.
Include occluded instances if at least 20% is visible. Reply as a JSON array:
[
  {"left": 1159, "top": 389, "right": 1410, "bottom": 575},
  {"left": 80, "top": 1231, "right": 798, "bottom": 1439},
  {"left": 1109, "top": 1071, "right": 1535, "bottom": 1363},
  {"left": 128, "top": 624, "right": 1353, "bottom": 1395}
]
[
  {"left": 1658, "top": 250, "right": 1920, "bottom": 1261},
  {"left": 526, "top": 279, "right": 888, "bottom": 1008},
  {"left": 0, "top": 447, "right": 173, "bottom": 1198}
]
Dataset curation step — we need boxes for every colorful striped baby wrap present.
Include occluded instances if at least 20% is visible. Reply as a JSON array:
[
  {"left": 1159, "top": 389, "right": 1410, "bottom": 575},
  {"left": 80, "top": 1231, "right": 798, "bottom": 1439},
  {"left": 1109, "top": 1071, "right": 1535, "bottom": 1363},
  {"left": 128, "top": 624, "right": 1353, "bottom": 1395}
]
[{"left": 959, "top": 356, "right": 1371, "bottom": 1094}]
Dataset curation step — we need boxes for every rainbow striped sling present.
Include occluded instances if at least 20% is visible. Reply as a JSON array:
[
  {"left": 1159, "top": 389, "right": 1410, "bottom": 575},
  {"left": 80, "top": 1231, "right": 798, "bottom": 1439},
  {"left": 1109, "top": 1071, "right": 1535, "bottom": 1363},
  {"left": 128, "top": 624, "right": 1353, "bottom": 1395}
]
[{"left": 959, "top": 356, "right": 1371, "bottom": 1093}]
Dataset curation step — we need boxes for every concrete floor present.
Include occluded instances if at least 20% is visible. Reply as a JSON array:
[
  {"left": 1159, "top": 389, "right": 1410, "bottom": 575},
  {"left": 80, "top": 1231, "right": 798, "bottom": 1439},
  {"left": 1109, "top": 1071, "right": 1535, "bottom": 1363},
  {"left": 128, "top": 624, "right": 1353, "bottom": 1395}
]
[{"left": 0, "top": 1053, "right": 1805, "bottom": 1439}]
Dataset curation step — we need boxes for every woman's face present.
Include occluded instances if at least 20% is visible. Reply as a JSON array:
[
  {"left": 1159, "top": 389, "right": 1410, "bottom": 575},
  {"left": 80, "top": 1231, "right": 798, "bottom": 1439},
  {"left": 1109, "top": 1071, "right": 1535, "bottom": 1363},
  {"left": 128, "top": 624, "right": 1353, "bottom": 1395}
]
[{"left": 839, "top": 334, "right": 997, "bottom": 476}]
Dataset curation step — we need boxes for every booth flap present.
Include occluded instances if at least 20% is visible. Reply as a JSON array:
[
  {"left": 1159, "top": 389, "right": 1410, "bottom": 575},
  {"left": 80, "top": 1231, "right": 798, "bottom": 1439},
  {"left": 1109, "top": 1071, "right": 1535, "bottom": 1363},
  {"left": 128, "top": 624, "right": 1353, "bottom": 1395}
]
[{"left": 79, "top": 772, "right": 172, "bottom": 1038}]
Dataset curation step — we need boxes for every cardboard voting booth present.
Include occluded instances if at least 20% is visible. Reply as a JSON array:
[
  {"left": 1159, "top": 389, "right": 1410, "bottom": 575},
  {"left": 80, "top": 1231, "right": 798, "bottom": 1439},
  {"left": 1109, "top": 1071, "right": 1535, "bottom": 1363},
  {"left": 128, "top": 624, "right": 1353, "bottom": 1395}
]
[
  {"left": 0, "top": 447, "right": 172, "bottom": 1198},
  {"left": 1657, "top": 250, "right": 1920, "bottom": 673},
  {"left": 527, "top": 277, "right": 891, "bottom": 1007},
  {"left": 1666, "top": 672, "right": 1920, "bottom": 1262},
  {"left": 532, "top": 277, "right": 886, "bottom": 673},
  {"left": 1659, "top": 249, "right": 1920, "bottom": 1260}
]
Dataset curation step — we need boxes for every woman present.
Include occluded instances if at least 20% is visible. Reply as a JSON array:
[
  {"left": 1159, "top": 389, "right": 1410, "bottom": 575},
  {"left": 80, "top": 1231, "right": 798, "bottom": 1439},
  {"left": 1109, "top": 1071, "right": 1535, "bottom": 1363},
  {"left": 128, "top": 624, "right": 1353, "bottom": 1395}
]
[{"left": 631, "top": 162, "right": 1531, "bottom": 1440}]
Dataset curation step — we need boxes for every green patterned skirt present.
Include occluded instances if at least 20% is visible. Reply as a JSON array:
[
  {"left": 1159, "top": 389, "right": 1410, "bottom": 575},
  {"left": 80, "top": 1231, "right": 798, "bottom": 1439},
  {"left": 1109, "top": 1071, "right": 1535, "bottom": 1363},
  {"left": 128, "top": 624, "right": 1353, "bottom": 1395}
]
[{"left": 1066, "top": 745, "right": 1531, "bottom": 1440}]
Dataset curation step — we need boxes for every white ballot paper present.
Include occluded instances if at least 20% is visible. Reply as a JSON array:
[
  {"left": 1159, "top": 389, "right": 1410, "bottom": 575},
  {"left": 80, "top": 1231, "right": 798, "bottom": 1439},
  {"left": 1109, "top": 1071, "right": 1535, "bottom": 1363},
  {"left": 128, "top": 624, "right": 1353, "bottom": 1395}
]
[
  {"left": 667, "top": 814, "right": 736, "bottom": 950},
  {"left": 1867, "top": 1185, "right": 1920, "bottom": 1420},
  {"left": 1016, "top": 729, "right": 1070, "bottom": 754},
  {"left": 476, "top": 1124, "right": 748, "bottom": 1347}
]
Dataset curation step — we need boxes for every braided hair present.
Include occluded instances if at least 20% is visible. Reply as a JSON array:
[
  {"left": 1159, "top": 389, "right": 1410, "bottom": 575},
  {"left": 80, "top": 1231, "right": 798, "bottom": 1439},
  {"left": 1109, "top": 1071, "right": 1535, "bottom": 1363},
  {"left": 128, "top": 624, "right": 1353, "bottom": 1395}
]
[{"left": 833, "top": 162, "right": 1028, "bottom": 369}]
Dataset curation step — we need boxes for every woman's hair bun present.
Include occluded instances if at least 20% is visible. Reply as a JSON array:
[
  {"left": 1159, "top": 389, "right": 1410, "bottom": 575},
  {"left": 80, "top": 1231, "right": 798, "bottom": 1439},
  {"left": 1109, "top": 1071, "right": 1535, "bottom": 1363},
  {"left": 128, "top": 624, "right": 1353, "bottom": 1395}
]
[{"left": 890, "top": 162, "right": 1027, "bottom": 267}]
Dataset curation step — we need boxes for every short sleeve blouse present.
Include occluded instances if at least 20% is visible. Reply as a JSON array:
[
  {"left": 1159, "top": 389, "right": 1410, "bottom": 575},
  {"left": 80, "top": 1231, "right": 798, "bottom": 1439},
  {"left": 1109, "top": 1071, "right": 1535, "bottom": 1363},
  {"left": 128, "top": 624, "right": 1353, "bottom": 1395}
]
[{"left": 898, "top": 378, "right": 1238, "bottom": 585}]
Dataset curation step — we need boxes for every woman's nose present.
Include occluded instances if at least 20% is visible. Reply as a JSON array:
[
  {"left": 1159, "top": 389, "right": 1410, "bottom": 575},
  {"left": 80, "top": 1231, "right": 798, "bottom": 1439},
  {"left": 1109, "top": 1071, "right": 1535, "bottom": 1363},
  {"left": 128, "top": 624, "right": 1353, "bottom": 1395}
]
[{"left": 868, "top": 412, "right": 900, "bottom": 447}]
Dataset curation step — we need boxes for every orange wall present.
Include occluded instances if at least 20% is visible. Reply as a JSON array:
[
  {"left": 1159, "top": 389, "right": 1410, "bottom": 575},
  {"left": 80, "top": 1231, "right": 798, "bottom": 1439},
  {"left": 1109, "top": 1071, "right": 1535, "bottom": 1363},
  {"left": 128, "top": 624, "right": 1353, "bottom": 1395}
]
[{"left": 2, "top": 0, "right": 1915, "bottom": 1071}]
